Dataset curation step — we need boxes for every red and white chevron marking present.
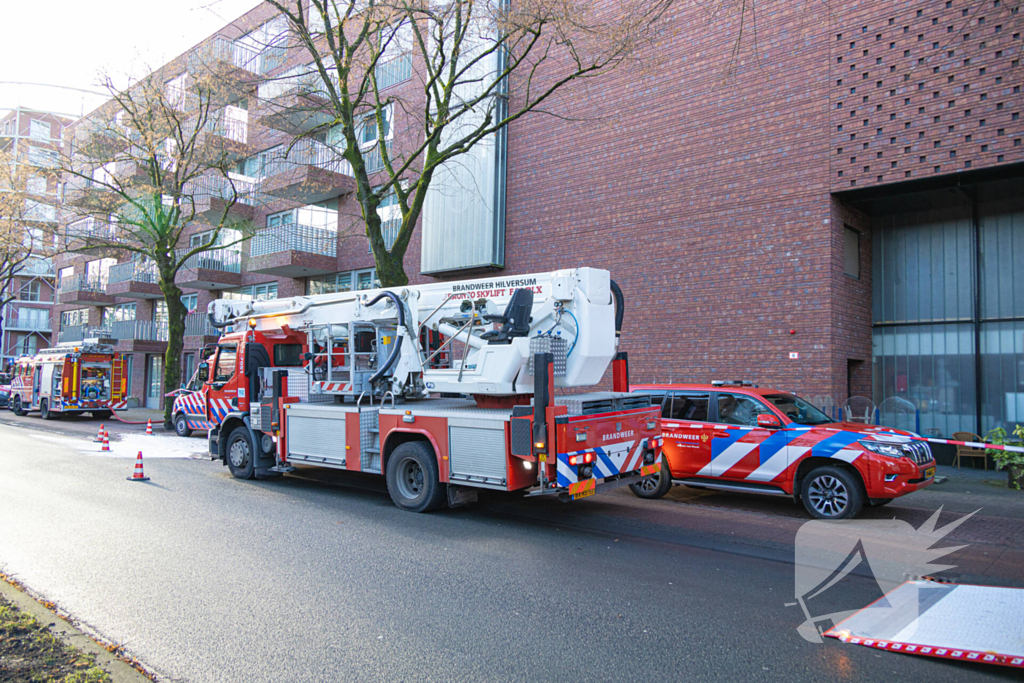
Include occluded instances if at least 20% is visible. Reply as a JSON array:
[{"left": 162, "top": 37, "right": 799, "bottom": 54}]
[{"left": 315, "top": 381, "right": 353, "bottom": 393}]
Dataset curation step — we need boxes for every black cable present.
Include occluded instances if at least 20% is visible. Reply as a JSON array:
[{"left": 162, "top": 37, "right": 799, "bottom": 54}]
[{"left": 610, "top": 280, "right": 625, "bottom": 336}]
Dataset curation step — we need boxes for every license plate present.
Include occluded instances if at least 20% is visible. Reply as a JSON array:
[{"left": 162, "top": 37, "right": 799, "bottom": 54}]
[
  {"left": 572, "top": 488, "right": 596, "bottom": 501},
  {"left": 925, "top": 467, "right": 935, "bottom": 478}
]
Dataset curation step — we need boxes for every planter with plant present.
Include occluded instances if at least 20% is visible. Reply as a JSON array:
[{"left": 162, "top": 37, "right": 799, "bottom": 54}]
[{"left": 985, "top": 425, "right": 1024, "bottom": 489}]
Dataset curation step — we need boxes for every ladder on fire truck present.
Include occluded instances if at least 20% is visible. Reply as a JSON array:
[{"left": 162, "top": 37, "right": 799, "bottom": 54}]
[{"left": 207, "top": 268, "right": 624, "bottom": 402}]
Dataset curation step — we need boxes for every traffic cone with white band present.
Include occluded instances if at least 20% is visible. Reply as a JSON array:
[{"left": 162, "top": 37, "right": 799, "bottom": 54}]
[
  {"left": 101, "top": 432, "right": 110, "bottom": 452},
  {"left": 127, "top": 451, "right": 149, "bottom": 481},
  {"left": 146, "top": 420, "right": 153, "bottom": 435},
  {"left": 94, "top": 424, "right": 105, "bottom": 442}
]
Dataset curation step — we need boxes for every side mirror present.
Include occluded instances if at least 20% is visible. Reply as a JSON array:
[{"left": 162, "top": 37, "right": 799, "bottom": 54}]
[
  {"left": 197, "top": 363, "right": 209, "bottom": 383},
  {"left": 757, "top": 413, "right": 783, "bottom": 429}
]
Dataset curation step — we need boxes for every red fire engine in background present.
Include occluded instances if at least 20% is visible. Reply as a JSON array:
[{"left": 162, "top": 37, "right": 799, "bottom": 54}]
[{"left": 9, "top": 341, "right": 128, "bottom": 420}]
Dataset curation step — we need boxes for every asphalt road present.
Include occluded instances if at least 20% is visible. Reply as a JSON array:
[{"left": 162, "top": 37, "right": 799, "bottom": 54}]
[{"left": 0, "top": 422, "right": 1017, "bottom": 682}]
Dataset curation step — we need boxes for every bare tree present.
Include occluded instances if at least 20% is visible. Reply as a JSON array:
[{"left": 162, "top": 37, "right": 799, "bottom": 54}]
[
  {"left": 0, "top": 149, "right": 53, "bottom": 344},
  {"left": 264, "top": 0, "right": 674, "bottom": 286},
  {"left": 59, "top": 65, "right": 262, "bottom": 427}
]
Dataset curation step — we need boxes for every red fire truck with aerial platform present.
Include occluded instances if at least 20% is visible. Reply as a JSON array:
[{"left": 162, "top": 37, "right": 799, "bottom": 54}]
[
  {"left": 9, "top": 341, "right": 128, "bottom": 419},
  {"left": 200, "top": 267, "right": 662, "bottom": 512}
]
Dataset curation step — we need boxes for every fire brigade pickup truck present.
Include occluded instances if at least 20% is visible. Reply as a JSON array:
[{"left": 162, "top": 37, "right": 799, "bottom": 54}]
[
  {"left": 9, "top": 342, "right": 128, "bottom": 419},
  {"left": 629, "top": 382, "right": 936, "bottom": 519},
  {"left": 198, "top": 268, "right": 662, "bottom": 512}
]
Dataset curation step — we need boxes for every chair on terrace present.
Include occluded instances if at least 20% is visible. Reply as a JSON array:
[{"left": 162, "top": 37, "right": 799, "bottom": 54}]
[{"left": 952, "top": 431, "right": 987, "bottom": 470}]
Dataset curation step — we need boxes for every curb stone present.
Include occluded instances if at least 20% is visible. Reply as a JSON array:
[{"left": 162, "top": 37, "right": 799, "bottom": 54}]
[{"left": 0, "top": 574, "right": 155, "bottom": 682}]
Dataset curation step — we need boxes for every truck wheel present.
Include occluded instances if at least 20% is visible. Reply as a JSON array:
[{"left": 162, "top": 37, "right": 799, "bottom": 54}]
[
  {"left": 800, "top": 466, "right": 863, "bottom": 519},
  {"left": 225, "top": 426, "right": 255, "bottom": 479},
  {"left": 386, "top": 441, "right": 446, "bottom": 512},
  {"left": 91, "top": 410, "right": 113, "bottom": 420},
  {"left": 12, "top": 396, "right": 27, "bottom": 416},
  {"left": 629, "top": 456, "right": 672, "bottom": 499},
  {"left": 174, "top": 413, "right": 193, "bottom": 437},
  {"left": 40, "top": 399, "right": 60, "bottom": 420}
]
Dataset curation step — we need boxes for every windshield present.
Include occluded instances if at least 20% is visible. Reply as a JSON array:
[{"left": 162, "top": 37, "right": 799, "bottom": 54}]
[{"left": 762, "top": 393, "right": 832, "bottom": 425}]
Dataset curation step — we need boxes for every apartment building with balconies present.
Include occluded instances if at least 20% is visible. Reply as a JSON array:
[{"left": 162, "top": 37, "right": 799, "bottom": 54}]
[{"left": 49, "top": 0, "right": 1023, "bottom": 438}]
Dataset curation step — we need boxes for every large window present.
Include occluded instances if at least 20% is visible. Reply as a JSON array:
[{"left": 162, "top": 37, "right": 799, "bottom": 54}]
[
  {"left": 181, "top": 293, "right": 198, "bottom": 313},
  {"left": 27, "top": 146, "right": 57, "bottom": 167},
  {"left": 29, "top": 119, "right": 51, "bottom": 141},
  {"left": 307, "top": 269, "right": 377, "bottom": 296},
  {"left": 86, "top": 257, "right": 117, "bottom": 284},
  {"left": 844, "top": 225, "right": 860, "bottom": 279},
  {"left": 222, "top": 283, "right": 278, "bottom": 301},
  {"left": 26, "top": 176, "right": 47, "bottom": 195},
  {"left": 359, "top": 107, "right": 392, "bottom": 148},
  {"left": 61, "top": 308, "right": 89, "bottom": 327},
  {"left": 872, "top": 182, "right": 1024, "bottom": 438},
  {"left": 19, "top": 281, "right": 41, "bottom": 301},
  {"left": 101, "top": 303, "right": 136, "bottom": 327}
]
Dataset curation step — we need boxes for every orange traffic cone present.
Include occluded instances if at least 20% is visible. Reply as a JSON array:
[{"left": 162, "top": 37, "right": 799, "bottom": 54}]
[
  {"left": 127, "top": 451, "right": 149, "bottom": 481},
  {"left": 101, "top": 432, "right": 110, "bottom": 452},
  {"left": 146, "top": 420, "right": 153, "bottom": 435},
  {"left": 94, "top": 423, "right": 105, "bottom": 442}
]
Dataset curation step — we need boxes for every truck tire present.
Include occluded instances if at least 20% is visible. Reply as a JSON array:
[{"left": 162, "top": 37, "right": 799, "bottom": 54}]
[
  {"left": 225, "top": 426, "right": 255, "bottom": 479},
  {"left": 40, "top": 399, "right": 60, "bottom": 421},
  {"left": 11, "top": 396, "right": 27, "bottom": 416},
  {"left": 386, "top": 441, "right": 446, "bottom": 512},
  {"left": 629, "top": 456, "right": 672, "bottom": 499},
  {"left": 91, "top": 410, "right": 113, "bottom": 420},
  {"left": 800, "top": 466, "right": 863, "bottom": 519},
  {"left": 174, "top": 413, "right": 193, "bottom": 437}
]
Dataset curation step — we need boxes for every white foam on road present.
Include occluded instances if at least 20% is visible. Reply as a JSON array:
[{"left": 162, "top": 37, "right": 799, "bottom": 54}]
[{"left": 30, "top": 432, "right": 207, "bottom": 459}]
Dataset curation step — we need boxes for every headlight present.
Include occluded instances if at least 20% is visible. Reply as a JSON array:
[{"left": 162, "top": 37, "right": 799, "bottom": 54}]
[{"left": 860, "top": 440, "right": 907, "bottom": 457}]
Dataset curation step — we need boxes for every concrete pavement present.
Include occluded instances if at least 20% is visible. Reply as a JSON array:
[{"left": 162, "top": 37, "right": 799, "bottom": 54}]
[{"left": 0, "top": 422, "right": 1018, "bottom": 682}]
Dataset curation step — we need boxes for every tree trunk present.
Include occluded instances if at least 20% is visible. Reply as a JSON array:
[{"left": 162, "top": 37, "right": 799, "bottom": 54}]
[
  {"left": 158, "top": 275, "right": 187, "bottom": 430},
  {"left": 375, "top": 248, "right": 409, "bottom": 287}
]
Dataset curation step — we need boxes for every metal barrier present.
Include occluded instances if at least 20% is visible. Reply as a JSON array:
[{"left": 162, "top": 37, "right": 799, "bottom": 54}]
[
  {"left": 108, "top": 259, "right": 159, "bottom": 285},
  {"left": 175, "top": 248, "right": 242, "bottom": 273},
  {"left": 250, "top": 223, "right": 338, "bottom": 258}
]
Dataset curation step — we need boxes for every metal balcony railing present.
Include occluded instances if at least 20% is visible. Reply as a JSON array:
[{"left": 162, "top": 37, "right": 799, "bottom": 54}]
[
  {"left": 263, "top": 138, "right": 352, "bottom": 178},
  {"left": 184, "top": 312, "right": 219, "bottom": 337},
  {"left": 108, "top": 259, "right": 159, "bottom": 285},
  {"left": 110, "top": 320, "right": 169, "bottom": 342},
  {"left": 188, "top": 36, "right": 263, "bottom": 75},
  {"left": 57, "top": 325, "right": 113, "bottom": 343},
  {"left": 258, "top": 64, "right": 339, "bottom": 101},
  {"left": 250, "top": 223, "right": 337, "bottom": 258},
  {"left": 17, "top": 257, "right": 54, "bottom": 277},
  {"left": 375, "top": 56, "right": 412, "bottom": 90},
  {"left": 361, "top": 140, "right": 391, "bottom": 174},
  {"left": 66, "top": 218, "right": 118, "bottom": 241},
  {"left": 60, "top": 273, "right": 108, "bottom": 293},
  {"left": 188, "top": 172, "right": 260, "bottom": 207},
  {"left": 205, "top": 108, "right": 248, "bottom": 144},
  {"left": 2, "top": 305, "right": 50, "bottom": 331},
  {"left": 58, "top": 325, "right": 87, "bottom": 343},
  {"left": 175, "top": 247, "right": 242, "bottom": 273}
]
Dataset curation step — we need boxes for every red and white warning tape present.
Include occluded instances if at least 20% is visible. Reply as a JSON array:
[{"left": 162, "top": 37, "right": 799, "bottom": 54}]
[{"left": 661, "top": 421, "right": 1024, "bottom": 453}]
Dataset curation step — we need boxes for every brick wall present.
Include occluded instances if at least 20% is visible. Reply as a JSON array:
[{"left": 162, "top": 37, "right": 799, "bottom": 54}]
[{"left": 829, "top": 0, "right": 1024, "bottom": 189}]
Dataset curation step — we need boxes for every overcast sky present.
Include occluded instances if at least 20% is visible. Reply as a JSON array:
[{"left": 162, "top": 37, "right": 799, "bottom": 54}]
[{"left": 0, "top": 0, "right": 262, "bottom": 121}]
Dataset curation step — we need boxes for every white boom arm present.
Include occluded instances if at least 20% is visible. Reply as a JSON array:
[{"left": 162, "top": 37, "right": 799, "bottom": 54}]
[{"left": 207, "top": 267, "right": 618, "bottom": 397}]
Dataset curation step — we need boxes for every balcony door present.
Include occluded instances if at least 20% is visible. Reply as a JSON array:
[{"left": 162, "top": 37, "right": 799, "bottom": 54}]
[{"left": 146, "top": 355, "right": 163, "bottom": 409}]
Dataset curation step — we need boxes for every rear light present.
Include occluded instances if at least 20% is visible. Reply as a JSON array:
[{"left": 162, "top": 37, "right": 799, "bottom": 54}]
[{"left": 568, "top": 452, "right": 595, "bottom": 466}]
